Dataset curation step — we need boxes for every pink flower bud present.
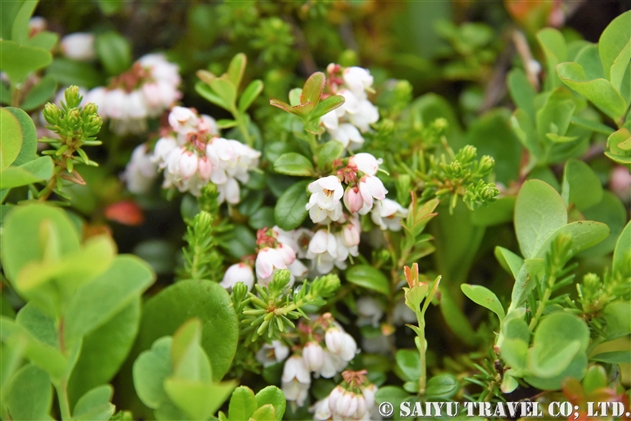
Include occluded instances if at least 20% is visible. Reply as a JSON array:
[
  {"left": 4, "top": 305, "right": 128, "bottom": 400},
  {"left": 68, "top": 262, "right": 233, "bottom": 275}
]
[
  {"left": 302, "top": 341, "right": 324, "bottom": 372},
  {"left": 220, "top": 263, "right": 254, "bottom": 291},
  {"left": 178, "top": 151, "right": 198, "bottom": 179},
  {"left": 343, "top": 186, "right": 364, "bottom": 213},
  {"left": 198, "top": 156, "right": 213, "bottom": 181}
]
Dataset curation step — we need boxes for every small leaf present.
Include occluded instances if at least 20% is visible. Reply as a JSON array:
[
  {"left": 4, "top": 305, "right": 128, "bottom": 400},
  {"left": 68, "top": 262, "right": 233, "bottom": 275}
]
[
  {"left": 395, "top": 349, "right": 420, "bottom": 382},
  {"left": 590, "top": 351, "right": 631, "bottom": 365},
  {"left": 5, "top": 364, "right": 53, "bottom": 421},
  {"left": 0, "top": 40, "right": 52, "bottom": 84},
  {"left": 537, "top": 28, "right": 567, "bottom": 90},
  {"left": 216, "top": 119, "right": 238, "bottom": 129},
  {"left": 273, "top": 153, "right": 315, "bottom": 176},
  {"left": 25, "top": 31, "right": 59, "bottom": 51},
  {"left": 7, "top": 106, "right": 38, "bottom": 166},
  {"left": 605, "top": 128, "right": 631, "bottom": 164},
  {"left": 164, "top": 378, "right": 236, "bottom": 420},
  {"left": 273, "top": 180, "right": 309, "bottom": 231},
  {"left": 0, "top": 156, "right": 54, "bottom": 189},
  {"left": 133, "top": 337, "right": 173, "bottom": 409},
  {"left": 47, "top": 58, "right": 104, "bottom": 88},
  {"left": 613, "top": 221, "right": 631, "bottom": 275},
  {"left": 604, "top": 302, "right": 631, "bottom": 340},
  {"left": 557, "top": 62, "right": 627, "bottom": 121},
  {"left": 210, "top": 77, "right": 237, "bottom": 108},
  {"left": 494, "top": 246, "right": 524, "bottom": 280},
  {"left": 300, "top": 72, "right": 325, "bottom": 107},
  {"left": 197, "top": 81, "right": 231, "bottom": 111},
  {"left": 249, "top": 403, "right": 276, "bottom": 421},
  {"left": 533, "top": 221, "right": 610, "bottom": 258},
  {"left": 345, "top": 265, "right": 390, "bottom": 295},
  {"left": 255, "top": 386, "right": 286, "bottom": 421},
  {"left": 509, "top": 258, "right": 545, "bottom": 312},
  {"left": 229, "top": 386, "right": 258, "bottom": 421},
  {"left": 95, "top": 31, "right": 132, "bottom": 76},
  {"left": 21, "top": 74, "right": 57, "bottom": 111},
  {"left": 316, "top": 141, "right": 344, "bottom": 171},
  {"left": 461, "top": 284, "right": 505, "bottom": 323},
  {"left": 311, "top": 94, "right": 345, "bottom": 120},
  {"left": 72, "top": 385, "right": 116, "bottom": 421},
  {"left": 238, "top": 80, "right": 263, "bottom": 113},
  {"left": 425, "top": 373, "right": 460, "bottom": 399},
  {"left": 514, "top": 180, "right": 567, "bottom": 259},
  {"left": 227, "top": 53, "right": 246, "bottom": 89},
  {"left": 0, "top": 107, "right": 22, "bottom": 169},
  {"left": 598, "top": 10, "right": 631, "bottom": 91},
  {"left": 11, "top": 0, "right": 39, "bottom": 44},
  {"left": 507, "top": 69, "right": 536, "bottom": 121},
  {"left": 561, "top": 159, "right": 603, "bottom": 210}
]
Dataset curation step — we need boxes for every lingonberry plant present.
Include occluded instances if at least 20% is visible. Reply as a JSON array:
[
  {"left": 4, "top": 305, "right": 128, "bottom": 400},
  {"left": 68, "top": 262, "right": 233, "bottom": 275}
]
[{"left": 1, "top": 2, "right": 629, "bottom": 420}]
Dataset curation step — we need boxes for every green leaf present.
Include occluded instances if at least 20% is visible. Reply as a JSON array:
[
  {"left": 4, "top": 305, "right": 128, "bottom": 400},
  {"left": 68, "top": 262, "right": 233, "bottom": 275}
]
[
  {"left": 21, "top": 74, "right": 57, "bottom": 111},
  {"left": 229, "top": 386, "right": 258, "bottom": 421},
  {"left": 273, "top": 153, "right": 315, "bottom": 176},
  {"left": 72, "top": 385, "right": 116, "bottom": 421},
  {"left": 47, "top": 58, "right": 104, "bottom": 88},
  {"left": 511, "top": 108, "right": 543, "bottom": 160},
  {"left": 300, "top": 72, "right": 325, "bottom": 107},
  {"left": 6, "top": 106, "right": 38, "bottom": 166},
  {"left": 536, "top": 88, "right": 575, "bottom": 140},
  {"left": 425, "top": 373, "right": 459, "bottom": 399},
  {"left": 0, "top": 83, "right": 9, "bottom": 104},
  {"left": 537, "top": 28, "right": 567, "bottom": 90},
  {"left": 316, "top": 141, "right": 345, "bottom": 171},
  {"left": 227, "top": 53, "right": 246, "bottom": 89},
  {"left": 63, "top": 255, "right": 154, "bottom": 347},
  {"left": 249, "top": 207, "right": 274, "bottom": 230},
  {"left": 95, "top": 31, "right": 131, "bottom": 76},
  {"left": 10, "top": 0, "right": 38, "bottom": 45},
  {"left": 249, "top": 403, "right": 276, "bottom": 421},
  {"left": 216, "top": 119, "right": 238, "bottom": 129},
  {"left": 570, "top": 115, "right": 615, "bottom": 135},
  {"left": 507, "top": 69, "right": 536, "bottom": 121},
  {"left": 605, "top": 128, "right": 631, "bottom": 164},
  {"left": 461, "top": 284, "right": 505, "bottom": 322},
  {"left": 604, "top": 302, "right": 631, "bottom": 340},
  {"left": 557, "top": 62, "right": 627, "bottom": 121},
  {"left": 170, "top": 318, "right": 211, "bottom": 382},
  {"left": 68, "top": 300, "right": 141, "bottom": 406},
  {"left": 1, "top": 204, "right": 80, "bottom": 283},
  {"left": 533, "top": 221, "right": 609, "bottom": 259},
  {"left": 561, "top": 159, "right": 603, "bottom": 210},
  {"left": 395, "top": 349, "right": 420, "bottom": 382},
  {"left": 197, "top": 81, "right": 231, "bottom": 111},
  {"left": 137, "top": 280, "right": 239, "bottom": 381},
  {"left": 580, "top": 192, "right": 627, "bottom": 258},
  {"left": 0, "top": 107, "right": 22, "bottom": 169},
  {"left": 494, "top": 246, "right": 524, "bottom": 280},
  {"left": 25, "top": 31, "right": 59, "bottom": 51},
  {"left": 97, "top": 0, "right": 124, "bottom": 15},
  {"left": 598, "top": 10, "right": 631, "bottom": 91},
  {"left": 613, "top": 221, "right": 631, "bottom": 275},
  {"left": 509, "top": 258, "right": 545, "bottom": 312},
  {"left": 133, "top": 337, "right": 173, "bottom": 409},
  {"left": 273, "top": 180, "right": 309, "bottom": 231},
  {"left": 238, "top": 80, "right": 263, "bottom": 113},
  {"left": 0, "top": 156, "right": 54, "bottom": 189},
  {"left": 345, "top": 265, "right": 390, "bottom": 295},
  {"left": 5, "top": 364, "right": 53, "bottom": 421},
  {"left": 500, "top": 338, "right": 529, "bottom": 373},
  {"left": 0, "top": 40, "right": 52, "bottom": 84},
  {"left": 255, "top": 386, "right": 286, "bottom": 421},
  {"left": 210, "top": 77, "right": 237, "bottom": 108},
  {"left": 590, "top": 351, "right": 631, "bottom": 364},
  {"left": 311, "top": 94, "right": 345, "bottom": 120},
  {"left": 514, "top": 180, "right": 567, "bottom": 259},
  {"left": 528, "top": 312, "right": 589, "bottom": 378},
  {"left": 471, "top": 196, "right": 515, "bottom": 227},
  {"left": 164, "top": 378, "right": 236, "bottom": 420},
  {"left": 524, "top": 352, "right": 587, "bottom": 391}
]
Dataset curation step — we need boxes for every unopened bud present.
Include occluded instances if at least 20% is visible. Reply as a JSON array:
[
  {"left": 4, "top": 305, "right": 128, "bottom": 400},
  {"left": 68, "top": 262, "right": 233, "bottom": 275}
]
[
  {"left": 64, "top": 85, "right": 81, "bottom": 108},
  {"left": 479, "top": 156, "right": 495, "bottom": 174},
  {"left": 270, "top": 269, "right": 291, "bottom": 290},
  {"left": 83, "top": 102, "right": 98, "bottom": 116},
  {"left": 43, "top": 103, "right": 59, "bottom": 125}
]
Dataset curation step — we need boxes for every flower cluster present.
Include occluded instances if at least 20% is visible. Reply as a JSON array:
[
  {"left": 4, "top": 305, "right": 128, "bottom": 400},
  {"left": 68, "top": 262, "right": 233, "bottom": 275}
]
[
  {"left": 254, "top": 227, "right": 307, "bottom": 286},
  {"left": 312, "top": 370, "right": 379, "bottom": 421},
  {"left": 123, "top": 106, "right": 260, "bottom": 201},
  {"left": 83, "top": 54, "right": 182, "bottom": 135},
  {"left": 319, "top": 65, "right": 379, "bottom": 149},
  {"left": 279, "top": 314, "right": 358, "bottom": 407}
]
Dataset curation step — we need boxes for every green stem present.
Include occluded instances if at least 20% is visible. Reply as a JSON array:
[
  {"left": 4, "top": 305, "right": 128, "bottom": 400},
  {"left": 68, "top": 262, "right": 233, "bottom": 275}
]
[
  {"left": 232, "top": 108, "right": 253, "bottom": 147},
  {"left": 528, "top": 278, "right": 554, "bottom": 331},
  {"left": 55, "top": 381, "right": 72, "bottom": 420},
  {"left": 307, "top": 132, "right": 318, "bottom": 155},
  {"left": 417, "top": 311, "right": 427, "bottom": 395}
]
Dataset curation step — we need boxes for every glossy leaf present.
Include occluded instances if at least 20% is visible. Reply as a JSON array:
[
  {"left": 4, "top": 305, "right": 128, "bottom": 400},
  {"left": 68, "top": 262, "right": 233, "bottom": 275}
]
[
  {"left": 0, "top": 156, "right": 54, "bottom": 189},
  {"left": 580, "top": 192, "right": 627, "bottom": 257},
  {"left": 249, "top": 403, "right": 276, "bottom": 421},
  {"left": 605, "top": 128, "right": 631, "bottom": 164},
  {"left": 590, "top": 351, "right": 631, "bottom": 364},
  {"left": 395, "top": 349, "right": 420, "bottom": 382},
  {"left": 164, "top": 378, "right": 236, "bottom": 420},
  {"left": 255, "top": 386, "right": 286, "bottom": 421},
  {"left": 613, "top": 221, "right": 631, "bottom": 275},
  {"left": 210, "top": 77, "right": 237, "bottom": 108},
  {"left": 507, "top": 68, "right": 536, "bottom": 120},
  {"left": 229, "top": 386, "right": 258, "bottom": 421},
  {"left": 133, "top": 337, "right": 173, "bottom": 409},
  {"left": 533, "top": 221, "right": 609, "bottom": 259},
  {"left": 425, "top": 373, "right": 459, "bottom": 399},
  {"left": 461, "top": 284, "right": 505, "bottom": 322},
  {"left": 509, "top": 258, "right": 545, "bottom": 312},
  {"left": 273, "top": 153, "right": 315, "bottom": 176},
  {"left": 345, "top": 265, "right": 390, "bottom": 295},
  {"left": 316, "top": 141, "right": 345, "bottom": 171},
  {"left": 604, "top": 302, "right": 631, "bottom": 340},
  {"left": 300, "top": 72, "right": 325, "bottom": 107},
  {"left": 494, "top": 246, "right": 524, "bottom": 279},
  {"left": 514, "top": 180, "right": 567, "bottom": 259},
  {"left": 273, "top": 180, "right": 309, "bottom": 231},
  {"left": 311, "top": 94, "right": 345, "bottom": 120},
  {"left": 227, "top": 53, "right": 246, "bottom": 89},
  {"left": 137, "top": 280, "right": 239, "bottom": 381},
  {"left": 537, "top": 28, "right": 567, "bottom": 90},
  {"left": 10, "top": 0, "right": 38, "bottom": 44},
  {"left": 197, "top": 81, "right": 231, "bottom": 111}
]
